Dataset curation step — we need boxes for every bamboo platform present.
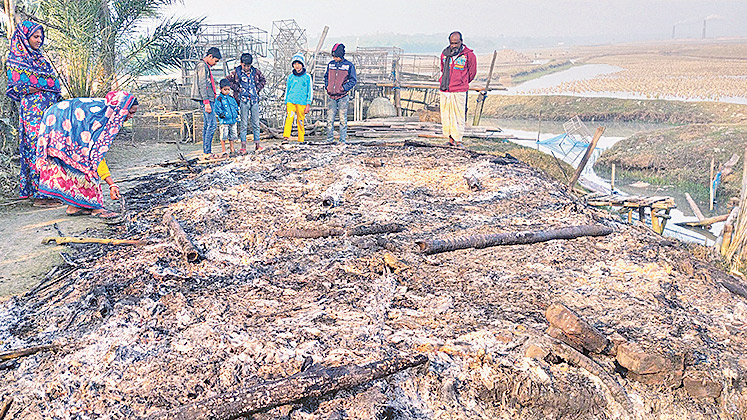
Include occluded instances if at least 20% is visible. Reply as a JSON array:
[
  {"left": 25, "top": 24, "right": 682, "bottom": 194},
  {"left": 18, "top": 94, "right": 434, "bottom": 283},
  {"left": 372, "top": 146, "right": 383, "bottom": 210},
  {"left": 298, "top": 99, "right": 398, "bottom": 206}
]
[{"left": 584, "top": 193, "right": 676, "bottom": 234}]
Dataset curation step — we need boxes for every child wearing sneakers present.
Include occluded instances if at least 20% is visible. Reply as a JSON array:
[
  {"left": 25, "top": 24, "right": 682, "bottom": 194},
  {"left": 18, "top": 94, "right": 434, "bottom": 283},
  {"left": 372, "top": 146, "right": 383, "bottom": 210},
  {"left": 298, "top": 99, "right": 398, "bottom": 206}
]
[
  {"left": 283, "top": 52, "right": 313, "bottom": 143},
  {"left": 214, "top": 79, "right": 239, "bottom": 156}
]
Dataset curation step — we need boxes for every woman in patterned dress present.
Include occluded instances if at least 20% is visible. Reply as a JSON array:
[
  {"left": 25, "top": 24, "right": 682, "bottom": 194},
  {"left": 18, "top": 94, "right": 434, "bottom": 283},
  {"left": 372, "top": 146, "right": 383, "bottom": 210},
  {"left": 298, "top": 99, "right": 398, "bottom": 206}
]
[
  {"left": 5, "top": 20, "right": 62, "bottom": 204},
  {"left": 35, "top": 91, "right": 138, "bottom": 219}
]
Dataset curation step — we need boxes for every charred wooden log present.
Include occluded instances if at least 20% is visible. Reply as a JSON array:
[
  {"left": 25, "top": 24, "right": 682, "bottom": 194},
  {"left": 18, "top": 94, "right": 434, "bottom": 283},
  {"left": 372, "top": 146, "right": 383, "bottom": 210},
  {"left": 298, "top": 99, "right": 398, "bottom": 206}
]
[
  {"left": 721, "top": 279, "right": 747, "bottom": 299},
  {"left": 550, "top": 342, "right": 633, "bottom": 418},
  {"left": 0, "top": 397, "right": 12, "bottom": 420},
  {"left": 416, "top": 225, "right": 613, "bottom": 255},
  {"left": 0, "top": 344, "right": 57, "bottom": 361},
  {"left": 320, "top": 168, "right": 360, "bottom": 207},
  {"left": 145, "top": 354, "right": 428, "bottom": 420},
  {"left": 276, "top": 228, "right": 344, "bottom": 239},
  {"left": 41, "top": 237, "right": 147, "bottom": 246},
  {"left": 347, "top": 222, "right": 403, "bottom": 237},
  {"left": 545, "top": 303, "right": 611, "bottom": 354},
  {"left": 278, "top": 223, "right": 403, "bottom": 239},
  {"left": 162, "top": 212, "right": 203, "bottom": 262}
]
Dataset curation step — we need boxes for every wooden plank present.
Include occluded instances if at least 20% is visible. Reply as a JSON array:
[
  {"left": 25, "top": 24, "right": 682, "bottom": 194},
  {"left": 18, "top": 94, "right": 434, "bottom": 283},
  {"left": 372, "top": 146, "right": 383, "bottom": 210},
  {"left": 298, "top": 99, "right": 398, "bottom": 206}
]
[
  {"left": 685, "top": 193, "right": 705, "bottom": 221},
  {"left": 675, "top": 213, "right": 730, "bottom": 227},
  {"left": 568, "top": 127, "right": 605, "bottom": 190},
  {"left": 473, "top": 50, "right": 498, "bottom": 126}
]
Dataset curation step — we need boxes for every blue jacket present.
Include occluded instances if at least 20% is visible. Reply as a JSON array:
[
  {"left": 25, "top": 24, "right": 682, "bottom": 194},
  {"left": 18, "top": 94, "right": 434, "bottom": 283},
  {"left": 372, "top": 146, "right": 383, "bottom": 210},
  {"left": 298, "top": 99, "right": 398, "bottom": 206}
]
[
  {"left": 214, "top": 93, "right": 239, "bottom": 125},
  {"left": 286, "top": 71, "right": 313, "bottom": 105},
  {"left": 324, "top": 59, "right": 356, "bottom": 99}
]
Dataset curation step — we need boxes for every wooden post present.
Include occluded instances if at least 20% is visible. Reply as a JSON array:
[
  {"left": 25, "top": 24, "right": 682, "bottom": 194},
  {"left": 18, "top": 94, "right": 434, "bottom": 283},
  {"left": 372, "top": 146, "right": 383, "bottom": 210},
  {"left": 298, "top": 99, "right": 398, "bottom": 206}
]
[
  {"left": 3, "top": 0, "right": 15, "bottom": 40},
  {"left": 685, "top": 193, "right": 705, "bottom": 221},
  {"left": 710, "top": 156, "right": 715, "bottom": 211},
  {"left": 464, "top": 91, "right": 469, "bottom": 124},
  {"left": 308, "top": 26, "right": 329, "bottom": 76},
  {"left": 392, "top": 58, "right": 401, "bottom": 117},
  {"left": 567, "top": 127, "right": 605, "bottom": 190},
  {"left": 472, "top": 50, "right": 497, "bottom": 126},
  {"left": 740, "top": 148, "right": 747, "bottom": 205},
  {"left": 611, "top": 163, "right": 615, "bottom": 191},
  {"left": 720, "top": 206, "right": 740, "bottom": 254}
]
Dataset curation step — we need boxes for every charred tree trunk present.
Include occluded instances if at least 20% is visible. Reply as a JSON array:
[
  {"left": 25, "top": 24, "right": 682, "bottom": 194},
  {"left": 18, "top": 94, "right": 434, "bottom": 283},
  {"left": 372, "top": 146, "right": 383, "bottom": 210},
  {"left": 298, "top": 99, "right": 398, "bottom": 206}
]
[
  {"left": 276, "top": 228, "right": 344, "bottom": 238},
  {"left": 417, "top": 225, "right": 613, "bottom": 255},
  {"left": 0, "top": 344, "right": 57, "bottom": 361},
  {"left": 278, "top": 223, "right": 403, "bottom": 239},
  {"left": 146, "top": 354, "right": 427, "bottom": 420},
  {"left": 163, "top": 212, "right": 203, "bottom": 262},
  {"left": 347, "top": 222, "right": 403, "bottom": 236}
]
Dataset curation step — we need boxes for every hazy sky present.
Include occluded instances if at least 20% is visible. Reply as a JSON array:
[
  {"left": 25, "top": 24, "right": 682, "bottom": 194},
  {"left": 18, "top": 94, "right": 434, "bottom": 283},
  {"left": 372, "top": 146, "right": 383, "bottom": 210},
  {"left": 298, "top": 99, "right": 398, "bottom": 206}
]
[{"left": 164, "top": 0, "right": 747, "bottom": 41}]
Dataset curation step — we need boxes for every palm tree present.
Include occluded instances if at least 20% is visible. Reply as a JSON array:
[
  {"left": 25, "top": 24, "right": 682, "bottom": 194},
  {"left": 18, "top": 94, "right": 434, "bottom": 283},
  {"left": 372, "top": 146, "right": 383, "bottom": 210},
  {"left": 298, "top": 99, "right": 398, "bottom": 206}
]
[{"left": 31, "top": 0, "right": 202, "bottom": 97}]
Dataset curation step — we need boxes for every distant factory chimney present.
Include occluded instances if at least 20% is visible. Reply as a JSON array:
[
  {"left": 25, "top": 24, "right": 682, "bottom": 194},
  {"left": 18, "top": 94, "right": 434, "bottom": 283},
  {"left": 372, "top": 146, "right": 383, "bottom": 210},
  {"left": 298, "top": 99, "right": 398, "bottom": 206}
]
[
  {"left": 672, "top": 25, "right": 676, "bottom": 39},
  {"left": 702, "top": 19, "right": 707, "bottom": 39}
]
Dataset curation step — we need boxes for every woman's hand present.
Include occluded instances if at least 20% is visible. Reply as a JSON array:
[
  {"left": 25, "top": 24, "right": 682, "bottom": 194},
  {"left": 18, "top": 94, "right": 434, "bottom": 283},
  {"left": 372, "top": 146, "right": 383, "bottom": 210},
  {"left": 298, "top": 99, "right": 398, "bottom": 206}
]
[
  {"left": 304, "top": 104, "right": 311, "bottom": 114},
  {"left": 109, "top": 184, "right": 121, "bottom": 200}
]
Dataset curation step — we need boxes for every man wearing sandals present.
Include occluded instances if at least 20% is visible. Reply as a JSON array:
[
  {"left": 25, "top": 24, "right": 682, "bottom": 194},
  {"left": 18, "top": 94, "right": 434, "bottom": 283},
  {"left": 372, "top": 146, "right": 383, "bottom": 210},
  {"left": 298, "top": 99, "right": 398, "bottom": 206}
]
[
  {"left": 191, "top": 47, "right": 221, "bottom": 158},
  {"left": 439, "top": 31, "right": 476, "bottom": 147}
]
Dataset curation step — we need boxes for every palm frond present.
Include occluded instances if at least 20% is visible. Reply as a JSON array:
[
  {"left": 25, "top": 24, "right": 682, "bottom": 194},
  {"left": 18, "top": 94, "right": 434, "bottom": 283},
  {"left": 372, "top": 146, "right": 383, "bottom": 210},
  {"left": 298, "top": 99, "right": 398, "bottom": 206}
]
[{"left": 120, "top": 17, "right": 203, "bottom": 77}]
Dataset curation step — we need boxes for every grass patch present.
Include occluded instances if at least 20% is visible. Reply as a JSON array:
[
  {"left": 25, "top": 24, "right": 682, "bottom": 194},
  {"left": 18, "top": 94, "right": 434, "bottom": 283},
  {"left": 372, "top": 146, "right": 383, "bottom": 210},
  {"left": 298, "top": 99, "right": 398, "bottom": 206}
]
[
  {"left": 480, "top": 95, "right": 747, "bottom": 125},
  {"left": 597, "top": 123, "right": 747, "bottom": 202}
]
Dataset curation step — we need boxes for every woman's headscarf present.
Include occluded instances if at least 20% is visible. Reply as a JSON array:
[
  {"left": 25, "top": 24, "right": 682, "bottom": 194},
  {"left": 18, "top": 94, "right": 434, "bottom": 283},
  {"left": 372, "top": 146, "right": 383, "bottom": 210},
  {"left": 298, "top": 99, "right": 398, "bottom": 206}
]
[
  {"left": 36, "top": 91, "right": 137, "bottom": 177},
  {"left": 6, "top": 20, "right": 61, "bottom": 102}
]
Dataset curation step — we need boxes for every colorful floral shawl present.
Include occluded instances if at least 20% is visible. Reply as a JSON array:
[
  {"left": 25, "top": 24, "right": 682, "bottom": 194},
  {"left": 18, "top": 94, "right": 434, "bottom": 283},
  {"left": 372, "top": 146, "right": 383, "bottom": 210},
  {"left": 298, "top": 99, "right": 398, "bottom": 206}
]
[
  {"left": 6, "top": 21, "right": 61, "bottom": 102},
  {"left": 36, "top": 91, "right": 137, "bottom": 178}
]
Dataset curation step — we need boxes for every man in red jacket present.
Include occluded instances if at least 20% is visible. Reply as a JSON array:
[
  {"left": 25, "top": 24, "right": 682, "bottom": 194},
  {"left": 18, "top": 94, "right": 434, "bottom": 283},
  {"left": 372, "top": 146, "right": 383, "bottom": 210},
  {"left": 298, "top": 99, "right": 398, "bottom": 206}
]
[{"left": 439, "top": 31, "right": 477, "bottom": 147}]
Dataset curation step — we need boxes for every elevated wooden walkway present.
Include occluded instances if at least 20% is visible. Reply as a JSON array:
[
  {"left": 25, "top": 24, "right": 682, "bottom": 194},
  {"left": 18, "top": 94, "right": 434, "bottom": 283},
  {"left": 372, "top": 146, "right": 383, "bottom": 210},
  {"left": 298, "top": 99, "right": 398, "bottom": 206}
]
[{"left": 584, "top": 193, "right": 676, "bottom": 234}]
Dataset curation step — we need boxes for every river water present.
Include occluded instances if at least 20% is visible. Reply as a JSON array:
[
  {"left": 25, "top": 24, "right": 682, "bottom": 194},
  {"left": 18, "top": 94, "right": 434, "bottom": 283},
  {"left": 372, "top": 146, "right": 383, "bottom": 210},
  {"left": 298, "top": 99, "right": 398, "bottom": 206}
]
[{"left": 484, "top": 118, "right": 723, "bottom": 244}]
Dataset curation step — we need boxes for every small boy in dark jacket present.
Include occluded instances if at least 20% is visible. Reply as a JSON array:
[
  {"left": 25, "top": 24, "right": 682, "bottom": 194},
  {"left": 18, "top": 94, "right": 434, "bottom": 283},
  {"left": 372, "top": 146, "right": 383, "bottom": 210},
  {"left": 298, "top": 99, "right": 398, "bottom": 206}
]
[{"left": 214, "top": 79, "right": 239, "bottom": 156}]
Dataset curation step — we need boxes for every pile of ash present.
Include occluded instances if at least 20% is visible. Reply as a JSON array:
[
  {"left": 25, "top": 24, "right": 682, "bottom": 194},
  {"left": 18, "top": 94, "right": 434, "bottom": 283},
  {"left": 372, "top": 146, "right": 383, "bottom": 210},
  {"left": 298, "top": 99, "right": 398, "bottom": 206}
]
[{"left": 0, "top": 141, "right": 745, "bottom": 419}]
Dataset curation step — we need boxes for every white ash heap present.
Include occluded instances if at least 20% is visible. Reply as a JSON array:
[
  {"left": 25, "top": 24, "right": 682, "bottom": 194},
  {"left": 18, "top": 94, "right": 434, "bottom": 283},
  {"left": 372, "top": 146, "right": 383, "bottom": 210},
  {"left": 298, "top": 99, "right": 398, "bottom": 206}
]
[{"left": 0, "top": 141, "right": 745, "bottom": 419}]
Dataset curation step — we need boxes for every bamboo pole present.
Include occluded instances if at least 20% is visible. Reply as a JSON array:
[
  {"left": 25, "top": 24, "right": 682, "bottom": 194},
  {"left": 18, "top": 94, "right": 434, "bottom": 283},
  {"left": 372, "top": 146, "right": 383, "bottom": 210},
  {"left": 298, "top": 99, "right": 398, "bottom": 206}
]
[
  {"left": 725, "top": 148, "right": 747, "bottom": 265},
  {"left": 393, "top": 58, "right": 401, "bottom": 117},
  {"left": 308, "top": 26, "right": 329, "bottom": 76},
  {"left": 3, "top": 0, "right": 15, "bottom": 40},
  {"left": 41, "top": 237, "right": 147, "bottom": 246},
  {"left": 720, "top": 206, "right": 739, "bottom": 255},
  {"left": 472, "top": 50, "right": 498, "bottom": 126},
  {"left": 567, "top": 127, "right": 605, "bottom": 190},
  {"left": 710, "top": 156, "right": 715, "bottom": 211},
  {"left": 675, "top": 213, "right": 730, "bottom": 227},
  {"left": 685, "top": 193, "right": 705, "bottom": 221}
]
